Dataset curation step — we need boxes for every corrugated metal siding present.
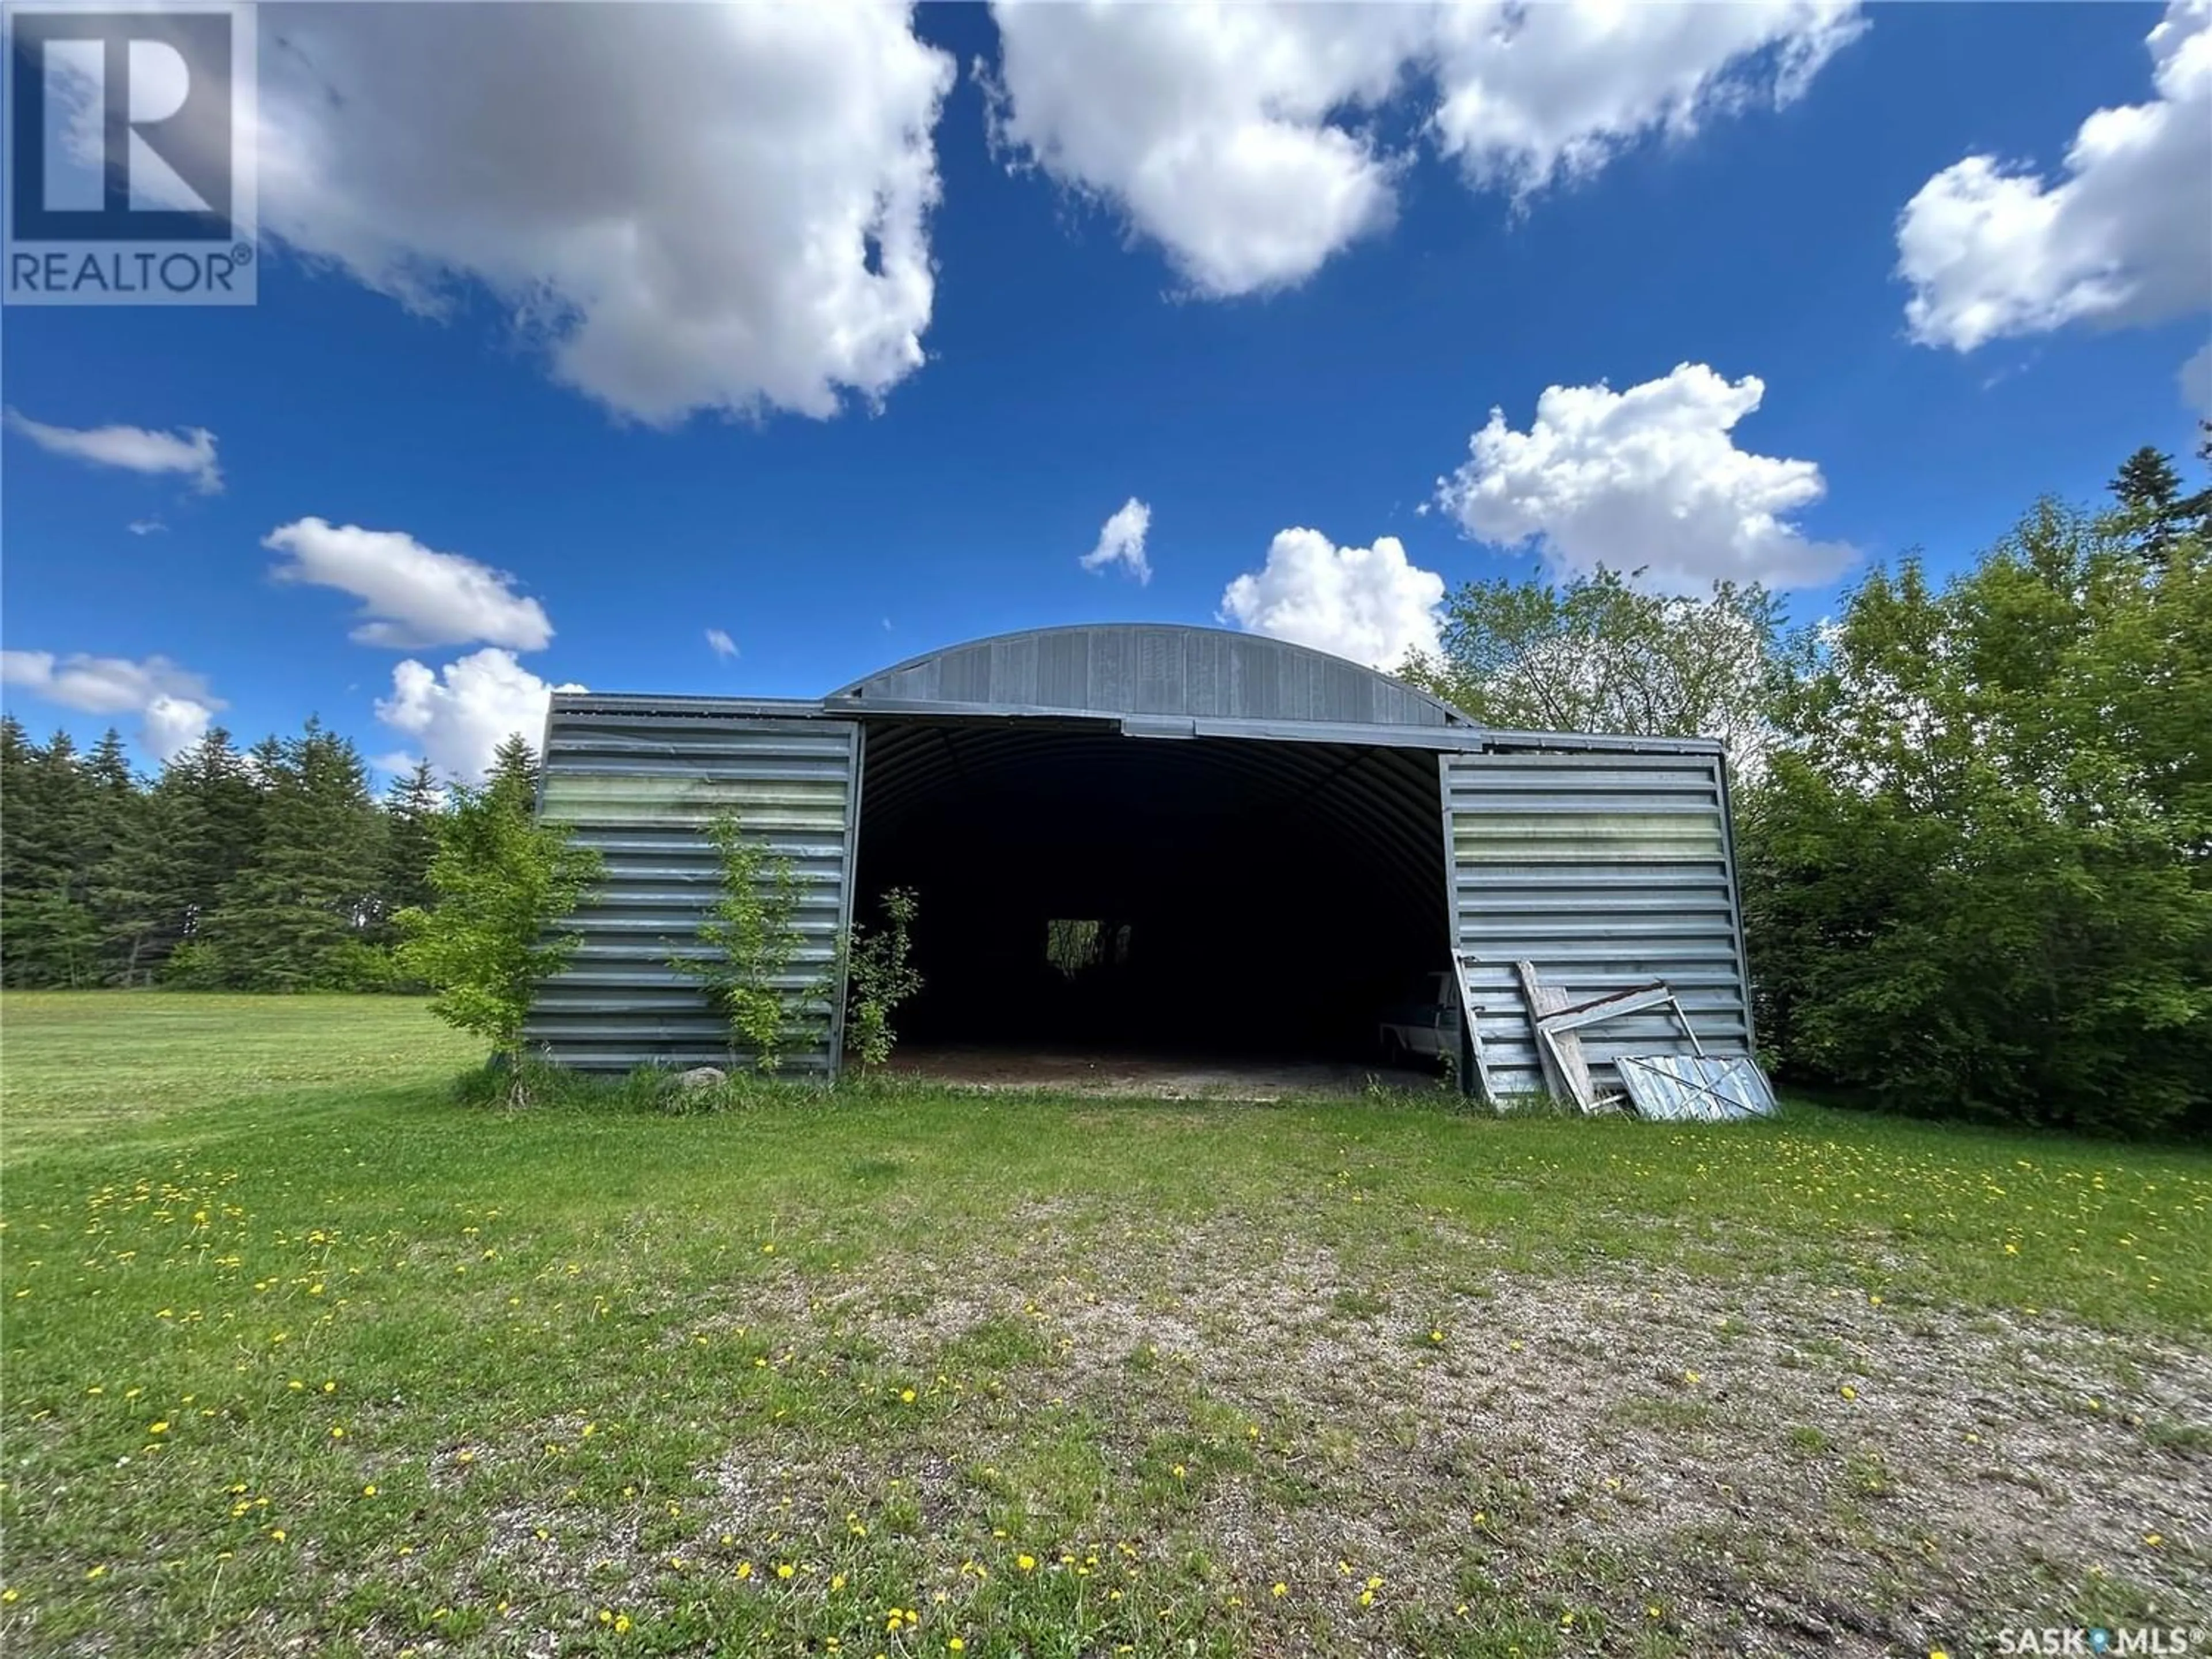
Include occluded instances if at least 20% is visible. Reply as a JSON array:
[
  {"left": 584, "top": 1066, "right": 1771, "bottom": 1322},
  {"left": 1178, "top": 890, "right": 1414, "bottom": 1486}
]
[
  {"left": 1443, "top": 748, "right": 1752, "bottom": 1102},
  {"left": 525, "top": 709, "right": 861, "bottom": 1074},
  {"left": 836, "top": 624, "right": 1465, "bottom": 728}
]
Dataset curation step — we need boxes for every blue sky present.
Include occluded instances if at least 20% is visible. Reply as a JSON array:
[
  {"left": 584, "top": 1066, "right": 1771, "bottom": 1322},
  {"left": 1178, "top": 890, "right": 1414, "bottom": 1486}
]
[{"left": 4, "top": 1, "right": 2207, "bottom": 779}]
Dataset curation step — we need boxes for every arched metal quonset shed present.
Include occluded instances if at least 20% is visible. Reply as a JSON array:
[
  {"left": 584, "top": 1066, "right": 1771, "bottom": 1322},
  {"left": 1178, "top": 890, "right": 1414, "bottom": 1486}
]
[{"left": 524, "top": 623, "right": 1753, "bottom": 1101}]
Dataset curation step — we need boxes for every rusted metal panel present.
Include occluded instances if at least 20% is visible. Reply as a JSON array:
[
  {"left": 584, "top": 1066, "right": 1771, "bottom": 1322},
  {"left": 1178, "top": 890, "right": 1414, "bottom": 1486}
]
[
  {"left": 525, "top": 707, "right": 861, "bottom": 1075},
  {"left": 1442, "top": 747, "right": 1753, "bottom": 1101}
]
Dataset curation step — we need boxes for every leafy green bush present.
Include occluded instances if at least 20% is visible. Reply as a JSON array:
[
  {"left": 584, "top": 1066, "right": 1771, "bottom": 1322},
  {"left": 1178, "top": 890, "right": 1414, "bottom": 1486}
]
[
  {"left": 1742, "top": 502, "right": 2211, "bottom": 1134},
  {"left": 674, "top": 810, "right": 809, "bottom": 1073},
  {"left": 396, "top": 771, "right": 601, "bottom": 1100},
  {"left": 843, "top": 886, "right": 922, "bottom": 1069}
]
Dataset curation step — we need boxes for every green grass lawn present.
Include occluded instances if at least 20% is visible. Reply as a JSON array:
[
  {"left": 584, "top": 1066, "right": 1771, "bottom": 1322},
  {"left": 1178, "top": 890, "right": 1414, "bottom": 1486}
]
[{"left": 3, "top": 994, "right": 2208, "bottom": 1657}]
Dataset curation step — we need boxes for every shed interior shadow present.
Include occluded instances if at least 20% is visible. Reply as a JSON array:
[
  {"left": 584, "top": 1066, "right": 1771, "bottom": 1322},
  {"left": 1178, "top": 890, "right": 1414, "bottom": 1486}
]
[{"left": 853, "top": 719, "right": 1450, "bottom": 1061}]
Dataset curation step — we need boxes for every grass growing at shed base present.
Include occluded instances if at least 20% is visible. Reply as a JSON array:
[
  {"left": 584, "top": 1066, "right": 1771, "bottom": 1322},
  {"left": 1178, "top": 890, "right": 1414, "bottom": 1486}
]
[{"left": 3, "top": 993, "right": 2209, "bottom": 1657}]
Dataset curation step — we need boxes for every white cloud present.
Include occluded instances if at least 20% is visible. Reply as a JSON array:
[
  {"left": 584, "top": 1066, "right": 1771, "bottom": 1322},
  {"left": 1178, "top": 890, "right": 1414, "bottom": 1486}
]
[
  {"left": 706, "top": 628, "right": 740, "bottom": 660},
  {"left": 1218, "top": 528, "right": 1444, "bottom": 668},
  {"left": 2182, "top": 339, "right": 2212, "bottom": 416},
  {"left": 0, "top": 649, "right": 223, "bottom": 761},
  {"left": 142, "top": 696, "right": 215, "bottom": 760},
  {"left": 3, "top": 410, "right": 221, "bottom": 493},
  {"left": 374, "top": 647, "right": 584, "bottom": 783},
  {"left": 255, "top": 5, "right": 953, "bottom": 425},
  {"left": 1897, "top": 1, "right": 2211, "bottom": 353},
  {"left": 1435, "top": 362, "right": 1853, "bottom": 590},
  {"left": 127, "top": 518, "right": 166, "bottom": 536},
  {"left": 986, "top": 5, "right": 1419, "bottom": 296},
  {"left": 984, "top": 1, "right": 1861, "bottom": 296},
  {"left": 1080, "top": 497, "right": 1153, "bottom": 584},
  {"left": 265, "top": 517, "right": 553, "bottom": 652},
  {"left": 1426, "top": 0, "right": 1863, "bottom": 196}
]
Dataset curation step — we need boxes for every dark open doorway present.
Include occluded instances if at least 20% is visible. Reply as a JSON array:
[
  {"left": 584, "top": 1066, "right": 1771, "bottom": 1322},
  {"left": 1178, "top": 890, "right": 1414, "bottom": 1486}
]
[{"left": 851, "top": 719, "right": 1450, "bottom": 1067}]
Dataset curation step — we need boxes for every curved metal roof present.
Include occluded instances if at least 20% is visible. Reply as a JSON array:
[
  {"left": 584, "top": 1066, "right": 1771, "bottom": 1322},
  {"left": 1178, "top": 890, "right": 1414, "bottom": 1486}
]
[{"left": 831, "top": 623, "right": 1472, "bottom": 729}]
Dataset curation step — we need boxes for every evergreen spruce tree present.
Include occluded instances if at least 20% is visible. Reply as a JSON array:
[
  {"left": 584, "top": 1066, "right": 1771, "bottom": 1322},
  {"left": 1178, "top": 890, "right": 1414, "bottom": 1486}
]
[
  {"left": 2109, "top": 445, "right": 2189, "bottom": 563},
  {"left": 90, "top": 778, "right": 183, "bottom": 984},
  {"left": 196, "top": 722, "right": 387, "bottom": 988},
  {"left": 381, "top": 759, "right": 446, "bottom": 920},
  {"left": 157, "top": 727, "right": 264, "bottom": 986},
  {"left": 0, "top": 715, "right": 35, "bottom": 983},
  {"left": 6, "top": 732, "right": 101, "bottom": 986},
  {"left": 486, "top": 733, "right": 542, "bottom": 809}
]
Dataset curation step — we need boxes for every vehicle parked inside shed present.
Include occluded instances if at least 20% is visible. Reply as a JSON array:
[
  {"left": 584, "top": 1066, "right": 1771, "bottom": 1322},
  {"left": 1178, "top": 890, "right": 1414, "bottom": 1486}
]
[{"left": 1378, "top": 971, "right": 1460, "bottom": 1069}]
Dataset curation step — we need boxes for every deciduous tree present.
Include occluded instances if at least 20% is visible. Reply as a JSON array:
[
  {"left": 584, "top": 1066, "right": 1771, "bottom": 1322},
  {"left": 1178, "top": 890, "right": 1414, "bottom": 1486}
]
[
  {"left": 395, "top": 773, "right": 600, "bottom": 1094},
  {"left": 1399, "top": 567, "right": 1785, "bottom": 765}
]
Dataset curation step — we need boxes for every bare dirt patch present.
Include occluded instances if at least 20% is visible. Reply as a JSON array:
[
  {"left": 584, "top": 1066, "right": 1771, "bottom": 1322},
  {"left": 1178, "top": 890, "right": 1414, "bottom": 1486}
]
[
  {"left": 884, "top": 1044, "right": 1438, "bottom": 1101},
  {"left": 753, "top": 1214, "right": 2212, "bottom": 1656}
]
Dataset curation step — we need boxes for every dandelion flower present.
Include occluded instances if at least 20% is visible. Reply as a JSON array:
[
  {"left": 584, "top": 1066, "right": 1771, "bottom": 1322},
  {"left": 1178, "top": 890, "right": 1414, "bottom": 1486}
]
[
  {"left": 1017, "top": 1554, "right": 1036, "bottom": 1572},
  {"left": 1271, "top": 1582, "right": 1287, "bottom": 1597},
  {"left": 2146, "top": 1532, "right": 2164, "bottom": 1547},
  {"left": 1839, "top": 1384, "right": 1858, "bottom": 1401},
  {"left": 776, "top": 1563, "right": 795, "bottom": 1580}
]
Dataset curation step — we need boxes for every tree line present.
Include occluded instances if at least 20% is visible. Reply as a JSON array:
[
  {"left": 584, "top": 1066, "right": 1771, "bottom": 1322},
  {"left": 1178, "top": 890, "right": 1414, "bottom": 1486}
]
[
  {"left": 1404, "top": 428, "right": 2212, "bottom": 1137},
  {"left": 0, "top": 720, "right": 543, "bottom": 993},
  {"left": 3, "top": 431, "right": 2205, "bottom": 1133}
]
